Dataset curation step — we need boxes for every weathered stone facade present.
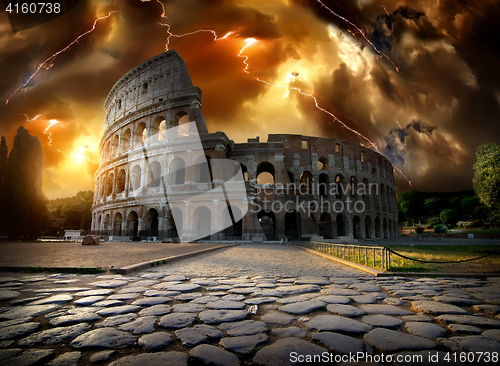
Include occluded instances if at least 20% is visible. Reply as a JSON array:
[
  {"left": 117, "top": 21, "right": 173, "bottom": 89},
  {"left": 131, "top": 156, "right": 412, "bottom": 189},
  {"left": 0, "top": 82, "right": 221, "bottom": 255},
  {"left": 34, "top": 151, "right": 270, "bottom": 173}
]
[{"left": 91, "top": 50, "right": 398, "bottom": 241}]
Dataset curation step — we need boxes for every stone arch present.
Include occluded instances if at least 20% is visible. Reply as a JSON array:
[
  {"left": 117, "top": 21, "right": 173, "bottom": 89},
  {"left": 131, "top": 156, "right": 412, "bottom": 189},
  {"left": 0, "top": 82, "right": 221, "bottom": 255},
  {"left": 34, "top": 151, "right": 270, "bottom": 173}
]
[
  {"left": 113, "top": 212, "right": 122, "bottom": 236},
  {"left": 100, "top": 175, "right": 106, "bottom": 198},
  {"left": 223, "top": 206, "right": 243, "bottom": 239},
  {"left": 300, "top": 171, "right": 313, "bottom": 192},
  {"left": 349, "top": 176, "right": 358, "bottom": 197},
  {"left": 240, "top": 164, "right": 248, "bottom": 181},
  {"left": 145, "top": 208, "right": 159, "bottom": 236},
  {"left": 389, "top": 218, "right": 393, "bottom": 239},
  {"left": 319, "top": 212, "right": 333, "bottom": 239},
  {"left": 152, "top": 116, "right": 165, "bottom": 141},
  {"left": 103, "top": 213, "right": 111, "bottom": 232},
  {"left": 287, "top": 171, "right": 294, "bottom": 184},
  {"left": 386, "top": 186, "right": 391, "bottom": 213},
  {"left": 353, "top": 215, "right": 361, "bottom": 239},
  {"left": 336, "top": 214, "right": 345, "bottom": 237},
  {"left": 174, "top": 111, "right": 190, "bottom": 136},
  {"left": 107, "top": 173, "right": 114, "bottom": 196},
  {"left": 371, "top": 167, "right": 377, "bottom": 179},
  {"left": 148, "top": 161, "right": 162, "bottom": 187},
  {"left": 122, "top": 129, "right": 131, "bottom": 151},
  {"left": 195, "top": 155, "right": 213, "bottom": 183},
  {"left": 317, "top": 157, "right": 328, "bottom": 170},
  {"left": 380, "top": 183, "right": 386, "bottom": 212},
  {"left": 258, "top": 210, "right": 276, "bottom": 240},
  {"left": 170, "top": 207, "right": 183, "bottom": 238},
  {"left": 335, "top": 174, "right": 344, "bottom": 198},
  {"left": 126, "top": 211, "right": 139, "bottom": 237},
  {"left": 375, "top": 216, "right": 381, "bottom": 238},
  {"left": 256, "top": 162, "right": 275, "bottom": 185},
  {"left": 319, "top": 173, "right": 329, "bottom": 198},
  {"left": 365, "top": 216, "right": 372, "bottom": 239},
  {"left": 106, "top": 140, "right": 111, "bottom": 160},
  {"left": 170, "top": 158, "right": 185, "bottom": 185},
  {"left": 383, "top": 217, "right": 388, "bottom": 239},
  {"left": 136, "top": 122, "right": 147, "bottom": 145},
  {"left": 285, "top": 210, "right": 301, "bottom": 239},
  {"left": 116, "top": 169, "right": 126, "bottom": 193},
  {"left": 131, "top": 165, "right": 141, "bottom": 191},
  {"left": 193, "top": 206, "right": 212, "bottom": 240},
  {"left": 112, "top": 134, "right": 119, "bottom": 156}
]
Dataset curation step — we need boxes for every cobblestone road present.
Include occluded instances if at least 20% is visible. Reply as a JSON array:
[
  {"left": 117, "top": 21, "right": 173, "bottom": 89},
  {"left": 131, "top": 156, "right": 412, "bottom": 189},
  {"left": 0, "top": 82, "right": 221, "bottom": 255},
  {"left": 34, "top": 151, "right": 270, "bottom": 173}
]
[{"left": 0, "top": 244, "right": 499, "bottom": 366}]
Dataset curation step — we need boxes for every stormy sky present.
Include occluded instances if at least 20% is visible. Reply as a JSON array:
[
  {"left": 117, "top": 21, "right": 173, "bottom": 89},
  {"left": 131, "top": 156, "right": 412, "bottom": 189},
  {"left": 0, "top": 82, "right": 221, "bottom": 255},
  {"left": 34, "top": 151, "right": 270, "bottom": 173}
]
[{"left": 0, "top": 0, "right": 499, "bottom": 199}]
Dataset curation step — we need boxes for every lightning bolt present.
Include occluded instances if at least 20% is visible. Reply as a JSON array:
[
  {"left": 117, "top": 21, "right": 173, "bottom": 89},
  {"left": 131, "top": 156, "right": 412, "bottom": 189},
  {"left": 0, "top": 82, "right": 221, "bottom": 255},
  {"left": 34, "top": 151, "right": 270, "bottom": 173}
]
[
  {"left": 239, "top": 38, "right": 412, "bottom": 185},
  {"left": 315, "top": 0, "right": 399, "bottom": 72},
  {"left": 5, "top": 11, "right": 118, "bottom": 105},
  {"left": 43, "top": 119, "right": 98, "bottom": 164},
  {"left": 159, "top": 22, "right": 234, "bottom": 51},
  {"left": 44, "top": 119, "right": 59, "bottom": 146}
]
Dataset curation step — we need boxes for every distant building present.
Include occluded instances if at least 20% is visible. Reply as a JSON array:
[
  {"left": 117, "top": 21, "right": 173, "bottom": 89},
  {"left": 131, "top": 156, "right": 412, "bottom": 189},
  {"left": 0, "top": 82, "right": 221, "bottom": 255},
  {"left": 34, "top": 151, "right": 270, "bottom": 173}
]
[{"left": 91, "top": 50, "right": 398, "bottom": 241}]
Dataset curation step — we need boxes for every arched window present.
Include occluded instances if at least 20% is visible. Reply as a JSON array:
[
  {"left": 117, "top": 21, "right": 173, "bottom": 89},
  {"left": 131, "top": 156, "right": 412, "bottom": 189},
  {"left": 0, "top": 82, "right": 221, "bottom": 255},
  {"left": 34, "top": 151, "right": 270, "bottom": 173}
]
[
  {"left": 317, "top": 157, "right": 328, "bottom": 170},
  {"left": 195, "top": 155, "right": 213, "bottom": 183},
  {"left": 152, "top": 117, "right": 165, "bottom": 141},
  {"left": 170, "top": 158, "right": 185, "bottom": 185},
  {"left": 112, "top": 135, "right": 119, "bottom": 156},
  {"left": 116, "top": 169, "right": 126, "bottom": 193},
  {"left": 148, "top": 161, "right": 162, "bottom": 187},
  {"left": 319, "top": 173, "right": 329, "bottom": 198},
  {"left": 107, "top": 173, "right": 114, "bottom": 196},
  {"left": 126, "top": 211, "right": 139, "bottom": 236},
  {"left": 131, "top": 166, "right": 141, "bottom": 190},
  {"left": 113, "top": 212, "right": 122, "bottom": 236},
  {"left": 256, "top": 162, "right": 275, "bottom": 185},
  {"left": 349, "top": 176, "right": 357, "bottom": 197},
  {"left": 122, "top": 129, "right": 131, "bottom": 151},
  {"left": 136, "top": 122, "right": 147, "bottom": 145},
  {"left": 300, "top": 171, "right": 313, "bottom": 192},
  {"left": 175, "top": 111, "right": 189, "bottom": 136},
  {"left": 335, "top": 174, "right": 344, "bottom": 198},
  {"left": 193, "top": 206, "right": 212, "bottom": 240}
]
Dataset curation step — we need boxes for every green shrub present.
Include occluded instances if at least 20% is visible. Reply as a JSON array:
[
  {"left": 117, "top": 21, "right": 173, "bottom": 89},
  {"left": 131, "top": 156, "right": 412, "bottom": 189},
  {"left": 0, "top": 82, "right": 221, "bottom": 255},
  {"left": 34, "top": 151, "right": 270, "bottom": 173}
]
[
  {"left": 434, "top": 224, "right": 448, "bottom": 233},
  {"left": 427, "top": 217, "right": 440, "bottom": 229},
  {"left": 415, "top": 226, "right": 425, "bottom": 234}
]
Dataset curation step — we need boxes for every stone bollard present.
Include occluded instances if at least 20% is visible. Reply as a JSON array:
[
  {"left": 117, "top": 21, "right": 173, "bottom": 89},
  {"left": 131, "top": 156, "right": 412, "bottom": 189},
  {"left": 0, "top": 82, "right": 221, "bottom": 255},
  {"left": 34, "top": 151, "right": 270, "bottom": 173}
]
[{"left": 82, "top": 235, "right": 100, "bottom": 245}]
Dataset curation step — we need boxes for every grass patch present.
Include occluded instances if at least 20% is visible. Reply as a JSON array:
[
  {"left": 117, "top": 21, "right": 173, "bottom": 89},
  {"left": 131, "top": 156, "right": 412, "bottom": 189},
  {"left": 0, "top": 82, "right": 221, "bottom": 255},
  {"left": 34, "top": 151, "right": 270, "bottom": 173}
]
[
  {"left": 0, "top": 266, "right": 105, "bottom": 274},
  {"left": 385, "top": 245, "right": 500, "bottom": 273}
]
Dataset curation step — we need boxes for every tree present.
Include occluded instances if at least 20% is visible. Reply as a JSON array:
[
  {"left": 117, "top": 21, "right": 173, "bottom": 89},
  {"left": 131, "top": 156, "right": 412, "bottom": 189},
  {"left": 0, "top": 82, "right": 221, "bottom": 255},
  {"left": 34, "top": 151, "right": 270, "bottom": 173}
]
[
  {"left": 473, "top": 143, "right": 500, "bottom": 224},
  {"left": 397, "top": 190, "right": 424, "bottom": 222},
  {"left": 424, "top": 197, "right": 442, "bottom": 216},
  {"left": 460, "top": 196, "right": 481, "bottom": 215},
  {"left": 440, "top": 208, "right": 460, "bottom": 226},
  {"left": 46, "top": 190, "right": 94, "bottom": 232},
  {"left": 0, "top": 127, "right": 48, "bottom": 239}
]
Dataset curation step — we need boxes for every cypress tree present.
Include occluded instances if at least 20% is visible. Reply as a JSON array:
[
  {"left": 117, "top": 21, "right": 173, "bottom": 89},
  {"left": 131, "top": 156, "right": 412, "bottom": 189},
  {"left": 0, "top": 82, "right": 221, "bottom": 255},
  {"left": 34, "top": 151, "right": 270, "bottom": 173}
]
[{"left": 2, "top": 127, "right": 48, "bottom": 240}]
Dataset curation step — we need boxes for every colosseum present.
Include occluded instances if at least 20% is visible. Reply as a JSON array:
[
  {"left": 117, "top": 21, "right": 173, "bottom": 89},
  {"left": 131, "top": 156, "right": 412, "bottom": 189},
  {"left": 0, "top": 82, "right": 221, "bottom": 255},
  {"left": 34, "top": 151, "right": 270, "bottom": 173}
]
[{"left": 91, "top": 50, "right": 398, "bottom": 242}]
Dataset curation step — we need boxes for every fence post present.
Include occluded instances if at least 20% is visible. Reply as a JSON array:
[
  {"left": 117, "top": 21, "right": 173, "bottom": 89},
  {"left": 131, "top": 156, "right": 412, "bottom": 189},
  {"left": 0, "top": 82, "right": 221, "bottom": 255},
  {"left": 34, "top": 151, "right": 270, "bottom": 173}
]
[
  {"left": 388, "top": 249, "right": 390, "bottom": 270},
  {"left": 372, "top": 247, "right": 376, "bottom": 267},
  {"left": 365, "top": 247, "right": 368, "bottom": 265}
]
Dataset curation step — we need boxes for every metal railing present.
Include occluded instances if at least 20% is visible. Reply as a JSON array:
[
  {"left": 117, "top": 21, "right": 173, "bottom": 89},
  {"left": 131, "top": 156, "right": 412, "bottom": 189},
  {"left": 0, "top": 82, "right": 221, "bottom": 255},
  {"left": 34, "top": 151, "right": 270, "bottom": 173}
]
[{"left": 298, "top": 241, "right": 390, "bottom": 270}]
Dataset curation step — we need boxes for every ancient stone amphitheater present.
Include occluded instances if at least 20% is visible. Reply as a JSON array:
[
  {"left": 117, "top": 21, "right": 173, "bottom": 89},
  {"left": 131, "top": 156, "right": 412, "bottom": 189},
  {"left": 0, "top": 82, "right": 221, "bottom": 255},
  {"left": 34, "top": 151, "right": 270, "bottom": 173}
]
[{"left": 91, "top": 50, "right": 398, "bottom": 242}]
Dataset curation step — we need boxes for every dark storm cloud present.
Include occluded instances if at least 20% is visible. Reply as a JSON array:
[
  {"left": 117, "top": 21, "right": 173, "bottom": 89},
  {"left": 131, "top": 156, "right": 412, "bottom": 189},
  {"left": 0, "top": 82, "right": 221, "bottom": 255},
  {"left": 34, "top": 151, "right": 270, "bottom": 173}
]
[{"left": 1, "top": 0, "right": 499, "bottom": 197}]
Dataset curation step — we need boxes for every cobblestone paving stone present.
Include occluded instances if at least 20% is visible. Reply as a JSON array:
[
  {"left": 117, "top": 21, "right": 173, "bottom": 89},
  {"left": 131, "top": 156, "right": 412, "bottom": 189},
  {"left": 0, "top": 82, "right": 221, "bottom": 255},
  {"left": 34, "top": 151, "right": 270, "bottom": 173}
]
[{"left": 0, "top": 244, "right": 499, "bottom": 365}]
